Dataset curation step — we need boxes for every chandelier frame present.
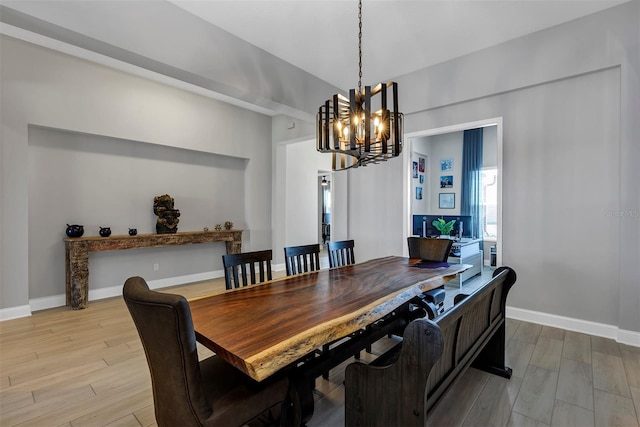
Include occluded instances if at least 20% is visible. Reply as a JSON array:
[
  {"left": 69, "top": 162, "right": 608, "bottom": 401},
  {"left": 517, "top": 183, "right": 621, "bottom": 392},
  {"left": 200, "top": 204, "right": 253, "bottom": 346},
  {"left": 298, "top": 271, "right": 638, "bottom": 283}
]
[{"left": 316, "top": 0, "right": 403, "bottom": 171}]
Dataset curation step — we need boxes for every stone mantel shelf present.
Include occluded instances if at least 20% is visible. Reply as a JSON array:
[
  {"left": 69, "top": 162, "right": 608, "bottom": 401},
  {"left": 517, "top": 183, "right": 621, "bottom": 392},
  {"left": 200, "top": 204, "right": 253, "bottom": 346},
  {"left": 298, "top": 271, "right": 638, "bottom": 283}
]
[{"left": 65, "top": 230, "right": 243, "bottom": 309}]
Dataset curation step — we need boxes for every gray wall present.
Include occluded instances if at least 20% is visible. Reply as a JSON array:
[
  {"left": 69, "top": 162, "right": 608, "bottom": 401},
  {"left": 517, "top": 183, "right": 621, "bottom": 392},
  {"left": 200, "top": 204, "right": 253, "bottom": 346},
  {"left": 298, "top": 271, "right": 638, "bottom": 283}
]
[
  {"left": 283, "top": 140, "right": 332, "bottom": 250},
  {"left": 428, "top": 132, "right": 463, "bottom": 216},
  {"left": 1, "top": 2, "right": 638, "bottom": 338},
  {"left": 390, "top": 2, "right": 638, "bottom": 333},
  {"left": 1, "top": 36, "right": 273, "bottom": 310},
  {"left": 28, "top": 127, "right": 246, "bottom": 299}
]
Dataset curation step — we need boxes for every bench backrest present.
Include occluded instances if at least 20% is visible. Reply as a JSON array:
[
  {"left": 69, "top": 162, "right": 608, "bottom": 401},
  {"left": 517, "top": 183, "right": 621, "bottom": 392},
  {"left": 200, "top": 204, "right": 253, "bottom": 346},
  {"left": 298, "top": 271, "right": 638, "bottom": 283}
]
[
  {"left": 426, "top": 266, "right": 517, "bottom": 412},
  {"left": 344, "top": 266, "right": 516, "bottom": 427}
]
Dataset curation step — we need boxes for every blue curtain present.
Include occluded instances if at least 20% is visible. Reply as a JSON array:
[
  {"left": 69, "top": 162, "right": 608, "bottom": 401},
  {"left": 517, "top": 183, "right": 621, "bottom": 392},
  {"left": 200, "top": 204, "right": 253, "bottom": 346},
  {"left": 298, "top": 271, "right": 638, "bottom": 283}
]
[{"left": 461, "top": 128, "right": 483, "bottom": 238}]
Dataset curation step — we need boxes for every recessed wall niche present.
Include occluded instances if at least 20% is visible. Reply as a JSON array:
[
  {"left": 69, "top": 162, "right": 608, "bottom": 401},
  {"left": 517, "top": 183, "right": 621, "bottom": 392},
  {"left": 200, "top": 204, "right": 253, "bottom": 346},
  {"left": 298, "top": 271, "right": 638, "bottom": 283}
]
[{"left": 28, "top": 126, "right": 246, "bottom": 301}]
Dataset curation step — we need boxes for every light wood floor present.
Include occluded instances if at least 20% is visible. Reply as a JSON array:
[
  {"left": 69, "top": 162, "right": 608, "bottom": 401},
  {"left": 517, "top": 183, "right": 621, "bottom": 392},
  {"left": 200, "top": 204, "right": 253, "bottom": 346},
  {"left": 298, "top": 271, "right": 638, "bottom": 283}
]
[{"left": 1, "top": 269, "right": 638, "bottom": 427}]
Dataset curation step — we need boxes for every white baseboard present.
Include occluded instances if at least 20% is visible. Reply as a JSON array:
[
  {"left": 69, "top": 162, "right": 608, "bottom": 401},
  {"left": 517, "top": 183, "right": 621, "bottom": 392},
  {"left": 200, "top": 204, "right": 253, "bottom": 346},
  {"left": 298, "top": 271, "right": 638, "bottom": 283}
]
[
  {"left": 507, "top": 306, "right": 640, "bottom": 347},
  {"left": 30, "top": 295, "right": 66, "bottom": 312},
  {"left": 25, "top": 270, "right": 225, "bottom": 313},
  {"left": 145, "top": 270, "right": 224, "bottom": 290},
  {"left": 0, "top": 304, "right": 32, "bottom": 321},
  {"left": 617, "top": 329, "right": 640, "bottom": 347}
]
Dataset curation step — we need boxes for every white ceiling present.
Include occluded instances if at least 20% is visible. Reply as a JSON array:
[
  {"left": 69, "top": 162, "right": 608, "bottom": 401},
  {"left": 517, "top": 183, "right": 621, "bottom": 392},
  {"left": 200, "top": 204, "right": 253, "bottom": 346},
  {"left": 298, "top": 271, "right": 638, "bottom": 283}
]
[
  {"left": 169, "top": 0, "right": 628, "bottom": 90},
  {"left": 0, "top": 0, "right": 629, "bottom": 117}
]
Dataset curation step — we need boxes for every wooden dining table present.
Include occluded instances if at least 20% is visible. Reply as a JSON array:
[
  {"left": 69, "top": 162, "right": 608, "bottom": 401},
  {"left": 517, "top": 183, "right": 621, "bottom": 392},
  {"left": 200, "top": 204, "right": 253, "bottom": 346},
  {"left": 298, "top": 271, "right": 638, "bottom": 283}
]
[{"left": 189, "top": 256, "right": 468, "bottom": 382}]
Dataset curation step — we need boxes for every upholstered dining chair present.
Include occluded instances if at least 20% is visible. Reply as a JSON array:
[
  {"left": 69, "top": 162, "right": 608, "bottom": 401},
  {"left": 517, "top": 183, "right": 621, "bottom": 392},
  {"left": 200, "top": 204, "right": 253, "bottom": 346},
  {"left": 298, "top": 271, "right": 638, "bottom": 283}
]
[
  {"left": 284, "top": 243, "right": 321, "bottom": 276},
  {"left": 327, "top": 240, "right": 355, "bottom": 268},
  {"left": 123, "top": 276, "right": 290, "bottom": 427},
  {"left": 222, "top": 249, "right": 273, "bottom": 290},
  {"left": 407, "top": 237, "right": 454, "bottom": 318}
]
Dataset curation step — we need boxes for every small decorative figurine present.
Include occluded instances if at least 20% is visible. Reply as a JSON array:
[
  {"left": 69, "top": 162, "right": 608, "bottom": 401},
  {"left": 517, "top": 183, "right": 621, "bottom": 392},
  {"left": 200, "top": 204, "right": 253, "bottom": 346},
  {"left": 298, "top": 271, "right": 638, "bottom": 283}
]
[
  {"left": 214, "top": 224, "right": 222, "bottom": 231},
  {"left": 128, "top": 228, "right": 137, "bottom": 236},
  {"left": 153, "top": 194, "right": 180, "bottom": 234},
  {"left": 66, "top": 224, "right": 84, "bottom": 238},
  {"left": 224, "top": 221, "right": 233, "bottom": 230},
  {"left": 203, "top": 227, "right": 209, "bottom": 232},
  {"left": 99, "top": 227, "right": 112, "bottom": 237}
]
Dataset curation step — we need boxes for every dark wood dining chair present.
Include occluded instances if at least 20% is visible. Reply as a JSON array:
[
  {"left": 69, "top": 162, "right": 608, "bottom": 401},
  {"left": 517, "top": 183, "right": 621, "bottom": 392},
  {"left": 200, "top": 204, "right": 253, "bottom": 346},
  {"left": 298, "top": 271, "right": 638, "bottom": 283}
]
[
  {"left": 327, "top": 240, "right": 355, "bottom": 268},
  {"left": 325, "top": 239, "right": 363, "bottom": 376},
  {"left": 284, "top": 243, "right": 321, "bottom": 276},
  {"left": 123, "top": 276, "right": 290, "bottom": 427},
  {"left": 407, "top": 237, "right": 454, "bottom": 317},
  {"left": 407, "top": 237, "right": 453, "bottom": 263},
  {"left": 222, "top": 249, "right": 272, "bottom": 290}
]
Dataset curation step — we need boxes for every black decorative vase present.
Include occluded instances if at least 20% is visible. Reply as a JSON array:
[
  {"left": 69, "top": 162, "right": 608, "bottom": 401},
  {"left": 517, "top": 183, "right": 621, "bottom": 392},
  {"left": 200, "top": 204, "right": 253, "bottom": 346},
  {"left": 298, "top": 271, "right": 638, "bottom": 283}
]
[
  {"left": 99, "top": 227, "right": 112, "bottom": 237},
  {"left": 128, "top": 228, "right": 137, "bottom": 236},
  {"left": 66, "top": 224, "right": 84, "bottom": 238}
]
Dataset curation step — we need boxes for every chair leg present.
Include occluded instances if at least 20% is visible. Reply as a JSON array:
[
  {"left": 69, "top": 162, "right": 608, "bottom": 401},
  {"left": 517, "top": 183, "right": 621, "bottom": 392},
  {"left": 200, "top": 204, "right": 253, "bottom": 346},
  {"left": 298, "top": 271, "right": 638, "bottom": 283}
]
[{"left": 321, "top": 343, "right": 330, "bottom": 379}]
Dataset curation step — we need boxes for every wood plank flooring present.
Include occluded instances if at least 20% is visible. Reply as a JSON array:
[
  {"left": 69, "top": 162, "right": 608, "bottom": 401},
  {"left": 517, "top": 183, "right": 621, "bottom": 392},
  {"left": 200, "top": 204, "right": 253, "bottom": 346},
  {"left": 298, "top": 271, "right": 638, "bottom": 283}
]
[{"left": 1, "top": 267, "right": 638, "bottom": 427}]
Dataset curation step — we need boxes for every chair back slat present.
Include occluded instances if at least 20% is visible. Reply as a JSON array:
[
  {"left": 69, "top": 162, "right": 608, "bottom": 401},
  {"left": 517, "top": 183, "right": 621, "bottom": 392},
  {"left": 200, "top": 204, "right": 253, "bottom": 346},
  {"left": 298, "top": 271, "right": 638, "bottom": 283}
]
[
  {"left": 222, "top": 250, "right": 273, "bottom": 290},
  {"left": 327, "top": 240, "right": 355, "bottom": 268},
  {"left": 284, "top": 244, "right": 321, "bottom": 276}
]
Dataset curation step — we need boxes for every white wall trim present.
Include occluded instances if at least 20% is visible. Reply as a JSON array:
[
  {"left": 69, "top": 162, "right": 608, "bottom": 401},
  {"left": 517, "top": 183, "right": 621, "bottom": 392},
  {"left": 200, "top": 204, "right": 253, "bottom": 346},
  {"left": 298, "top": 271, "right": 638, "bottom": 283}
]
[
  {"left": 29, "top": 295, "right": 66, "bottom": 312},
  {"left": 145, "top": 270, "right": 224, "bottom": 291},
  {"left": 0, "top": 305, "right": 32, "bottom": 321},
  {"left": 25, "top": 270, "right": 225, "bottom": 314},
  {"left": 507, "top": 306, "right": 640, "bottom": 347},
  {"left": 8, "top": 265, "right": 289, "bottom": 319}
]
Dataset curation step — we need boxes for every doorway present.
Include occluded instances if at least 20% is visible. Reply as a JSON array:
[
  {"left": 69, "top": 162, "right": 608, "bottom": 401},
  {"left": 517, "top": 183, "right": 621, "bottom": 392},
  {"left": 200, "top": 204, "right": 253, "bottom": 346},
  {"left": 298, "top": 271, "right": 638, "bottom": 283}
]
[
  {"left": 404, "top": 118, "right": 503, "bottom": 267},
  {"left": 319, "top": 174, "right": 331, "bottom": 247}
]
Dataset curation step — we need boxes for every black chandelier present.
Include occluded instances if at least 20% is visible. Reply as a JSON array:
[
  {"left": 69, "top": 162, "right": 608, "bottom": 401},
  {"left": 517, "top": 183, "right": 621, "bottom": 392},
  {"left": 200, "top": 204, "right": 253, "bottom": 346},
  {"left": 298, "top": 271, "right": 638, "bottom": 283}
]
[{"left": 316, "top": 0, "right": 403, "bottom": 171}]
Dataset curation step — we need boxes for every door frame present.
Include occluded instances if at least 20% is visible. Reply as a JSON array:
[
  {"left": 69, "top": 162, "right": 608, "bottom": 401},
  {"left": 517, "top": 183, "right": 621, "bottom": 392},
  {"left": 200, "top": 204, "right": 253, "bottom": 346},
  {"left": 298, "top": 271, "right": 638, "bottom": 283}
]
[{"left": 402, "top": 117, "right": 503, "bottom": 266}]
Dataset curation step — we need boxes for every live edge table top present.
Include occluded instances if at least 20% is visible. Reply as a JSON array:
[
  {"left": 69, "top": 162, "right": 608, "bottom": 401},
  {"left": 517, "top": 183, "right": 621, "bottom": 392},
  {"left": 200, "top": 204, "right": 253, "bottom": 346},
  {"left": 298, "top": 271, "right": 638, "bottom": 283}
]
[{"left": 189, "top": 256, "right": 468, "bottom": 382}]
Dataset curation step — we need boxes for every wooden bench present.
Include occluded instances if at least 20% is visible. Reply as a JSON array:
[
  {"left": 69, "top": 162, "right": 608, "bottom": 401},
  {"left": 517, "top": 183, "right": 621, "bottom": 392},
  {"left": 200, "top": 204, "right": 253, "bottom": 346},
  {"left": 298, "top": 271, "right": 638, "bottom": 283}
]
[{"left": 344, "top": 266, "right": 517, "bottom": 427}]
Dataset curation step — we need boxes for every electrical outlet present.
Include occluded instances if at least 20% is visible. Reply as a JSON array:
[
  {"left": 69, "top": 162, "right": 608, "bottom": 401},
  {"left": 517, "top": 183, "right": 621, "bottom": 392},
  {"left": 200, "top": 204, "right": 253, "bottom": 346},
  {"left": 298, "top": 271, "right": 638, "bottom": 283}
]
[{"left": 153, "top": 263, "right": 159, "bottom": 271}]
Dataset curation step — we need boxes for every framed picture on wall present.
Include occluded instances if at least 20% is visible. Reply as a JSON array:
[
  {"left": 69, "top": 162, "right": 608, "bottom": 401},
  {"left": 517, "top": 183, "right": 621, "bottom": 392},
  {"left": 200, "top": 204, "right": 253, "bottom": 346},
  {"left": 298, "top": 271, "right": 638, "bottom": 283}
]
[
  {"left": 418, "top": 157, "right": 425, "bottom": 172},
  {"left": 440, "top": 175, "right": 453, "bottom": 188},
  {"left": 439, "top": 193, "right": 455, "bottom": 209},
  {"left": 412, "top": 161, "right": 418, "bottom": 178},
  {"left": 419, "top": 174, "right": 424, "bottom": 184},
  {"left": 416, "top": 187, "right": 423, "bottom": 200},
  {"left": 440, "top": 158, "right": 453, "bottom": 171}
]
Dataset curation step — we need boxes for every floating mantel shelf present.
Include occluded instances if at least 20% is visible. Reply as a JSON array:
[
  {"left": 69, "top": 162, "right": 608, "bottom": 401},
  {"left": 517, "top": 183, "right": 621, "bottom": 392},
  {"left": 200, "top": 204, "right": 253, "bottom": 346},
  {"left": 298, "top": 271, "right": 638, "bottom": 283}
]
[{"left": 64, "top": 230, "right": 243, "bottom": 309}]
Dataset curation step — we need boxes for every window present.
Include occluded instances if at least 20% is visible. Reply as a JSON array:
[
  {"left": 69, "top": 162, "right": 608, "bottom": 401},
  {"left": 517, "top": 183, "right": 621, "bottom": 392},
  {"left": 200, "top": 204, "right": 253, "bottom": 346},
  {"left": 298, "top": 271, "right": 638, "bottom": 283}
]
[{"left": 481, "top": 168, "right": 498, "bottom": 239}]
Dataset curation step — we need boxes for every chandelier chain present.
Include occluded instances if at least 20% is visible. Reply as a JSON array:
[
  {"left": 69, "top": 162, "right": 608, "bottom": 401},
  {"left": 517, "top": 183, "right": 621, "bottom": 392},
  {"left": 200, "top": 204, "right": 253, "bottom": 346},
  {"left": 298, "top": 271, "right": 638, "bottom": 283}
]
[{"left": 358, "top": 0, "right": 362, "bottom": 94}]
